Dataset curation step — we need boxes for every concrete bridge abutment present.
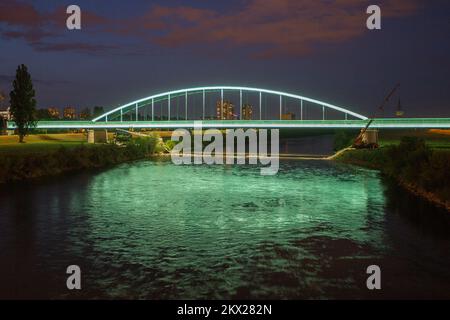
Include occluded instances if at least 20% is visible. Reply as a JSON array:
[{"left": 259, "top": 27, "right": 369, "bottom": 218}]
[{"left": 87, "top": 129, "right": 109, "bottom": 144}]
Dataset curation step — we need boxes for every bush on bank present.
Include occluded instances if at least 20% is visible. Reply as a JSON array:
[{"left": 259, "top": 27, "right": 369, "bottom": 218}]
[
  {"left": 338, "top": 137, "right": 450, "bottom": 205},
  {"left": 333, "top": 131, "right": 356, "bottom": 151},
  {"left": 0, "top": 136, "right": 159, "bottom": 183}
]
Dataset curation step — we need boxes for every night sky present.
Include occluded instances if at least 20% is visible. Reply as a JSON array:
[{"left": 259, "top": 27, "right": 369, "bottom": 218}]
[{"left": 0, "top": 0, "right": 449, "bottom": 117}]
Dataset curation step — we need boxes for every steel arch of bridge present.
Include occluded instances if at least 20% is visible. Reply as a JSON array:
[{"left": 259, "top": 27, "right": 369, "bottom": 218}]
[{"left": 92, "top": 86, "right": 368, "bottom": 122}]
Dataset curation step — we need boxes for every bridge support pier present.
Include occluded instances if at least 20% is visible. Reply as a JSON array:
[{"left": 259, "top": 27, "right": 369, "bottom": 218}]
[{"left": 87, "top": 129, "right": 109, "bottom": 144}]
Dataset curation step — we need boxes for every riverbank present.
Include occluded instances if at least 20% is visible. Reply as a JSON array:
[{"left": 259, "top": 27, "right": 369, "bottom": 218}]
[
  {"left": 336, "top": 138, "right": 450, "bottom": 211},
  {"left": 0, "top": 134, "right": 160, "bottom": 183},
  {"left": 0, "top": 133, "right": 89, "bottom": 155}
]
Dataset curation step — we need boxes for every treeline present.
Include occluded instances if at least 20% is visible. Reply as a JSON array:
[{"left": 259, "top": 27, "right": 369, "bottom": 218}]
[
  {"left": 35, "top": 106, "right": 105, "bottom": 121},
  {"left": 338, "top": 137, "right": 450, "bottom": 206},
  {"left": 0, "top": 137, "right": 159, "bottom": 183},
  {"left": 333, "top": 131, "right": 356, "bottom": 151},
  {"left": 383, "top": 137, "right": 450, "bottom": 202}
]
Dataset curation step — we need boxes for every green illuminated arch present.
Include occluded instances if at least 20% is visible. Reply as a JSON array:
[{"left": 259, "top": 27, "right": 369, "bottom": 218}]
[{"left": 92, "top": 86, "right": 368, "bottom": 122}]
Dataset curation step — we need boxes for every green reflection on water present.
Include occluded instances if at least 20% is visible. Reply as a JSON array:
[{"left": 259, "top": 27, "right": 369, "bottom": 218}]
[{"left": 67, "top": 160, "right": 387, "bottom": 298}]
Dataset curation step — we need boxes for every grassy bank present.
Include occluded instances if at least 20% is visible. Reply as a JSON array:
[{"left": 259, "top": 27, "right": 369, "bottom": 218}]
[
  {"left": 0, "top": 133, "right": 89, "bottom": 155},
  {"left": 378, "top": 129, "right": 450, "bottom": 149},
  {"left": 0, "top": 134, "right": 159, "bottom": 183},
  {"left": 336, "top": 137, "right": 450, "bottom": 210}
]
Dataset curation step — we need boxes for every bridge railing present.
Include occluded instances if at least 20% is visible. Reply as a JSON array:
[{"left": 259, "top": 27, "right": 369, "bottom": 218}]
[{"left": 7, "top": 118, "right": 450, "bottom": 130}]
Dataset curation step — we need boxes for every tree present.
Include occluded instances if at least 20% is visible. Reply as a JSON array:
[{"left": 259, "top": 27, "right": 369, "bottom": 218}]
[
  {"left": 36, "top": 108, "right": 51, "bottom": 120},
  {"left": 9, "top": 64, "right": 37, "bottom": 142},
  {"left": 79, "top": 107, "right": 91, "bottom": 120},
  {"left": 333, "top": 130, "right": 355, "bottom": 151},
  {"left": 93, "top": 106, "right": 105, "bottom": 118}
]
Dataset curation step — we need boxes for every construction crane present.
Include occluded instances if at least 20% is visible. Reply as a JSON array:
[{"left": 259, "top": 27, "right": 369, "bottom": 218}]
[{"left": 353, "top": 83, "right": 400, "bottom": 149}]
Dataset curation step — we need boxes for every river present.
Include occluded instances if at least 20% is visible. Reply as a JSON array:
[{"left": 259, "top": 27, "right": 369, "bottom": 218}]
[{"left": 1, "top": 159, "right": 449, "bottom": 299}]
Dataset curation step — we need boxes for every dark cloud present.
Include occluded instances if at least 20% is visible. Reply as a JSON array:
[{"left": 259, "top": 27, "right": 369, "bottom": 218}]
[
  {"left": 0, "top": 0, "right": 422, "bottom": 57},
  {"left": 0, "top": 0, "right": 42, "bottom": 28},
  {"left": 0, "top": 0, "right": 55, "bottom": 42},
  {"left": 146, "top": 0, "right": 421, "bottom": 58},
  {"left": 32, "top": 42, "right": 117, "bottom": 53},
  {"left": 0, "top": 1, "right": 115, "bottom": 53}
]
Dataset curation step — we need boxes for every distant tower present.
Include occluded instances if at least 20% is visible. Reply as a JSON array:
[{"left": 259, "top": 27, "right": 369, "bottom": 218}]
[
  {"left": 395, "top": 98, "right": 404, "bottom": 117},
  {"left": 47, "top": 107, "right": 60, "bottom": 119}
]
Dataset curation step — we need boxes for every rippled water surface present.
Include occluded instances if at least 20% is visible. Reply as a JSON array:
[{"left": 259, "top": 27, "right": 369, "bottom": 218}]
[{"left": 1, "top": 160, "right": 450, "bottom": 299}]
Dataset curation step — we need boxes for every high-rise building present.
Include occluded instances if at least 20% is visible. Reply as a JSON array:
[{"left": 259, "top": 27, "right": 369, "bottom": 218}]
[
  {"left": 0, "top": 91, "right": 10, "bottom": 122},
  {"left": 0, "top": 107, "right": 11, "bottom": 121},
  {"left": 242, "top": 104, "right": 253, "bottom": 120},
  {"left": 47, "top": 107, "right": 60, "bottom": 119},
  {"left": 216, "top": 100, "right": 234, "bottom": 120},
  {"left": 63, "top": 106, "right": 77, "bottom": 120}
]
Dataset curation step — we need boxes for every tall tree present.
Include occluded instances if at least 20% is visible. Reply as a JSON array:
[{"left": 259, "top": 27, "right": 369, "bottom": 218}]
[{"left": 9, "top": 64, "right": 37, "bottom": 142}]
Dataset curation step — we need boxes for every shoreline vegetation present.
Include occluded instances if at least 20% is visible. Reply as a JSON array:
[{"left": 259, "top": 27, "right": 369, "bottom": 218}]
[
  {"left": 336, "top": 137, "right": 450, "bottom": 211},
  {"left": 0, "top": 134, "right": 163, "bottom": 183}
]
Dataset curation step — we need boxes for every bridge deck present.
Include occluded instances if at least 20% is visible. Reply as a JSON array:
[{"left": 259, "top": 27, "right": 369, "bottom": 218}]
[{"left": 7, "top": 118, "right": 450, "bottom": 129}]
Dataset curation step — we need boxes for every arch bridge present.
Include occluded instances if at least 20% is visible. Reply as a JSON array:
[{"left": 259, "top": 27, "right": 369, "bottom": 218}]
[
  {"left": 6, "top": 86, "right": 450, "bottom": 129},
  {"left": 92, "top": 86, "right": 368, "bottom": 123}
]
